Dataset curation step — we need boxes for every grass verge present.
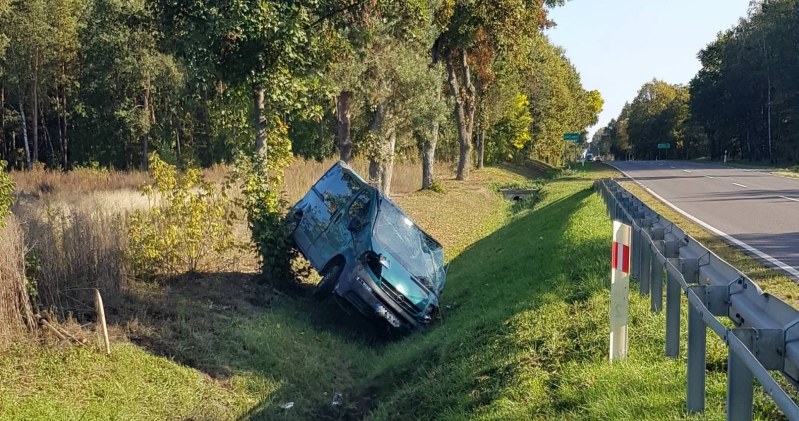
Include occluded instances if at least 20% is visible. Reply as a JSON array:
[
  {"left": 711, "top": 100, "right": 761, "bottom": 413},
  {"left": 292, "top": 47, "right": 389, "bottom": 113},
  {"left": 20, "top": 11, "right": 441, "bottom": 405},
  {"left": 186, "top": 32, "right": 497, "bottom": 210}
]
[{"left": 1, "top": 162, "right": 786, "bottom": 420}]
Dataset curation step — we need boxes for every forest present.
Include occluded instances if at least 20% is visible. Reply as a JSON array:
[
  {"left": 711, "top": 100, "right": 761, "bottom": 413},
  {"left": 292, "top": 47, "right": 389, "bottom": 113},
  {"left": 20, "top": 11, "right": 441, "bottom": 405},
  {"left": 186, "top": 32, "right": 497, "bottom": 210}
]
[
  {"left": 0, "top": 0, "right": 602, "bottom": 190},
  {"left": 593, "top": 0, "right": 799, "bottom": 164}
]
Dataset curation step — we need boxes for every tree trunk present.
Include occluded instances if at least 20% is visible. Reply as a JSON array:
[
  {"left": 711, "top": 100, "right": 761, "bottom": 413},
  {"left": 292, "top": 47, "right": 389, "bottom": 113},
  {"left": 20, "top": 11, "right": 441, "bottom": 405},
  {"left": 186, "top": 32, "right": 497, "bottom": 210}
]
[
  {"left": 380, "top": 130, "right": 396, "bottom": 196},
  {"left": 421, "top": 121, "right": 438, "bottom": 190},
  {"left": 0, "top": 84, "right": 5, "bottom": 162},
  {"left": 141, "top": 77, "right": 151, "bottom": 170},
  {"left": 476, "top": 130, "right": 485, "bottom": 169},
  {"left": 43, "top": 113, "right": 54, "bottom": 168},
  {"left": 336, "top": 90, "right": 353, "bottom": 163},
  {"left": 62, "top": 85, "right": 68, "bottom": 170},
  {"left": 19, "top": 100, "right": 31, "bottom": 171},
  {"left": 32, "top": 48, "right": 39, "bottom": 164},
  {"left": 56, "top": 90, "right": 64, "bottom": 168},
  {"left": 56, "top": 61, "right": 67, "bottom": 170},
  {"left": 198, "top": 87, "right": 212, "bottom": 165},
  {"left": 447, "top": 49, "right": 475, "bottom": 181},
  {"left": 253, "top": 85, "right": 267, "bottom": 158},
  {"left": 368, "top": 103, "right": 385, "bottom": 188}
]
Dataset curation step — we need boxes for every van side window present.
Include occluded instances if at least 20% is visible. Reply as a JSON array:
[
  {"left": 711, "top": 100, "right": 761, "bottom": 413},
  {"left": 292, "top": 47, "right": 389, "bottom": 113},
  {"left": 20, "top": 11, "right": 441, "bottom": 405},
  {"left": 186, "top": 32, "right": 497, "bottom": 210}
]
[
  {"left": 348, "top": 192, "right": 371, "bottom": 223},
  {"left": 317, "top": 170, "right": 358, "bottom": 214}
]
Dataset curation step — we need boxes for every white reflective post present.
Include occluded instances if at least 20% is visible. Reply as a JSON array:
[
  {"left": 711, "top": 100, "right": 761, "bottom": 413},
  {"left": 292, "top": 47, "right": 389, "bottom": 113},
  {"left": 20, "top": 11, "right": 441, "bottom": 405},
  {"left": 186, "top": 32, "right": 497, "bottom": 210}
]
[{"left": 610, "top": 220, "right": 632, "bottom": 361}]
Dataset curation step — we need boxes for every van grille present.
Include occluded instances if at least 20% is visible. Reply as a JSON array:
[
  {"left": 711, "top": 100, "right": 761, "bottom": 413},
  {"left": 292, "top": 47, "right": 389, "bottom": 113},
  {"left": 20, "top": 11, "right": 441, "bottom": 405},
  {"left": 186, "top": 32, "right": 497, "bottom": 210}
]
[{"left": 379, "top": 280, "right": 420, "bottom": 315}]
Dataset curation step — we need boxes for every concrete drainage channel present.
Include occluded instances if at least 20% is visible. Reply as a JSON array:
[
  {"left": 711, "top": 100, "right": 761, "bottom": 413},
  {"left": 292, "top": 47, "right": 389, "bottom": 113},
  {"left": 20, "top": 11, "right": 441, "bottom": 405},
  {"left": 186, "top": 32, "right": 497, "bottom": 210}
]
[{"left": 499, "top": 189, "right": 538, "bottom": 202}]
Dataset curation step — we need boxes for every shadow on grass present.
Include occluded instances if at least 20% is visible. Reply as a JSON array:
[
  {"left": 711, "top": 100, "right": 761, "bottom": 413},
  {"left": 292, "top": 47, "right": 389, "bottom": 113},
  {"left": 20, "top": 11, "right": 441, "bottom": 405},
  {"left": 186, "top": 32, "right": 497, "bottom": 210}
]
[
  {"left": 329, "top": 186, "right": 614, "bottom": 419},
  {"left": 113, "top": 183, "right": 612, "bottom": 420}
]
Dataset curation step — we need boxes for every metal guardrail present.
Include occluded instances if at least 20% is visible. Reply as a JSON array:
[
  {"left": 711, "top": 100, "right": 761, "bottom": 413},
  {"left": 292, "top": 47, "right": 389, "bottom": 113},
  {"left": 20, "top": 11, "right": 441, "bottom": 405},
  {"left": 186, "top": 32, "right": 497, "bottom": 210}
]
[{"left": 595, "top": 178, "right": 799, "bottom": 421}]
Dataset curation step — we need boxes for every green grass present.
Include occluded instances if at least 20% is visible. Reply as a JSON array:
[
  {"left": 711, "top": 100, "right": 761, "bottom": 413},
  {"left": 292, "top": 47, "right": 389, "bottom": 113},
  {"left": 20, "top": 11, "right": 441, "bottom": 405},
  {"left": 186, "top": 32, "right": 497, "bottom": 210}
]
[{"left": 0, "top": 162, "right": 787, "bottom": 420}]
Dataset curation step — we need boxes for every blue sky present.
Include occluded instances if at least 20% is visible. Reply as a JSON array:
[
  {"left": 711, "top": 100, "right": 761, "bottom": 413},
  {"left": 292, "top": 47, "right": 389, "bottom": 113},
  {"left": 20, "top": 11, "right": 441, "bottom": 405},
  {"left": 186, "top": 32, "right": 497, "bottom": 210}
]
[{"left": 545, "top": 0, "right": 751, "bottom": 139}]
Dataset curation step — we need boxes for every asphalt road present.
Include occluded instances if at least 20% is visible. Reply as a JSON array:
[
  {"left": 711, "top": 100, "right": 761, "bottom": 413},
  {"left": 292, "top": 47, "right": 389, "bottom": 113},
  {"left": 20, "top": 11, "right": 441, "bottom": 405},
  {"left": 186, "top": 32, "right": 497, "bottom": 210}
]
[{"left": 609, "top": 160, "right": 799, "bottom": 279}]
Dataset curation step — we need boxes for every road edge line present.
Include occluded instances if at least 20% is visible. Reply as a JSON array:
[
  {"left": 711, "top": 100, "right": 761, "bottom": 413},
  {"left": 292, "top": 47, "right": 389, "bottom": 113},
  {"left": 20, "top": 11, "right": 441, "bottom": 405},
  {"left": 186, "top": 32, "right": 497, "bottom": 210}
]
[{"left": 607, "top": 162, "right": 799, "bottom": 279}]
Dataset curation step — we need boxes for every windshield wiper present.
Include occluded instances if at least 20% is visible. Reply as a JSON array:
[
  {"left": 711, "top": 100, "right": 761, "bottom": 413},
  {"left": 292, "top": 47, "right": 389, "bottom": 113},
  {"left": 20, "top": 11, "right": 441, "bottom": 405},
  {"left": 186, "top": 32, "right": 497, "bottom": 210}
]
[{"left": 410, "top": 275, "right": 433, "bottom": 295}]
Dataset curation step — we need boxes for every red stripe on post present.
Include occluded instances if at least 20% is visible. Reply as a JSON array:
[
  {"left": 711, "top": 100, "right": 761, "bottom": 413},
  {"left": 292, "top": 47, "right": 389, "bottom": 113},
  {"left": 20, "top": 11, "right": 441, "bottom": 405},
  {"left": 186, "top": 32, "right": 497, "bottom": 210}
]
[{"left": 611, "top": 241, "right": 618, "bottom": 270}]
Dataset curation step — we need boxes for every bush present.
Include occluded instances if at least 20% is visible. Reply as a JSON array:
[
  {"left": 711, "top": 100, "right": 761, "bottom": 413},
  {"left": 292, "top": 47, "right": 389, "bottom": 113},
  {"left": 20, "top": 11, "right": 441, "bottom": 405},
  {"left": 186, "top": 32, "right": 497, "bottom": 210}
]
[
  {"left": 128, "top": 154, "right": 238, "bottom": 278},
  {"left": 232, "top": 121, "right": 305, "bottom": 285}
]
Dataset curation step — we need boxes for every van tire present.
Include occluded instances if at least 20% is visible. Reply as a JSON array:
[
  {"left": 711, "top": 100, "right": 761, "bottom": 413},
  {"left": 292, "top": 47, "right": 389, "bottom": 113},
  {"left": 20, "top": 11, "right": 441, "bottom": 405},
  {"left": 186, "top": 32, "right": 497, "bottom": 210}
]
[{"left": 314, "top": 263, "right": 342, "bottom": 300}]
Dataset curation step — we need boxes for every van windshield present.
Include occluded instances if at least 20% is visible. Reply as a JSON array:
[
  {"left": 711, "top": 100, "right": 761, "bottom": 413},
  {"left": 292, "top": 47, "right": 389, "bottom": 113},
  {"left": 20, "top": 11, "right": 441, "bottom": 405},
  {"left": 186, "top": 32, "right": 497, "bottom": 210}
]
[{"left": 373, "top": 200, "right": 445, "bottom": 292}]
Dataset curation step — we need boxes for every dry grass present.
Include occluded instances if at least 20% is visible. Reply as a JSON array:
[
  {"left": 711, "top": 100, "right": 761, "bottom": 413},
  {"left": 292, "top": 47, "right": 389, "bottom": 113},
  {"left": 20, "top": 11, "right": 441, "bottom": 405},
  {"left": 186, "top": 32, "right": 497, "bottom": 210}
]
[
  {"left": 11, "top": 168, "right": 150, "bottom": 196},
  {"left": 4, "top": 157, "right": 453, "bottom": 323},
  {"left": 12, "top": 197, "right": 129, "bottom": 321},
  {"left": 0, "top": 216, "right": 36, "bottom": 344}
]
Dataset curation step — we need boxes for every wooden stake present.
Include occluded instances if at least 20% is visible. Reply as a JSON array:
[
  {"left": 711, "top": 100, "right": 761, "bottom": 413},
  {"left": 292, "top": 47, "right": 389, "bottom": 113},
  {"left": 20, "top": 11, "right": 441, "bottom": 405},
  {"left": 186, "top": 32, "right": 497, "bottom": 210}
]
[
  {"left": 94, "top": 289, "right": 111, "bottom": 355},
  {"left": 39, "top": 318, "right": 66, "bottom": 341}
]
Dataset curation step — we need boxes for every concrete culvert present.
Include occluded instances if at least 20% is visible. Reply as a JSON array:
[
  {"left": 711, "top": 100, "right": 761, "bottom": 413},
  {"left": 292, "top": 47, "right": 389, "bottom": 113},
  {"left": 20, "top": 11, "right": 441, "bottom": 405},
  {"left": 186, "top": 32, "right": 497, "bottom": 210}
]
[{"left": 500, "top": 189, "right": 538, "bottom": 201}]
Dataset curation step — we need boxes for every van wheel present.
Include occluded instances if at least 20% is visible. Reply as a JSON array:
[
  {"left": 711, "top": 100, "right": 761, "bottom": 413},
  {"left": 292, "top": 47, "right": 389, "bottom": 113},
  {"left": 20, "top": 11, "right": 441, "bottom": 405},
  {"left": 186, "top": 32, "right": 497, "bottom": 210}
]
[{"left": 314, "top": 263, "right": 342, "bottom": 300}]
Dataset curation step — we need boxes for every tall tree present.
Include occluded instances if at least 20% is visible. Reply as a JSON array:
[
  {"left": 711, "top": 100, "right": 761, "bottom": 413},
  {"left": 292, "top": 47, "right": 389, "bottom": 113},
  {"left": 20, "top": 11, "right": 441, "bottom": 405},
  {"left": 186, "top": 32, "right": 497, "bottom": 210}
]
[{"left": 433, "top": 0, "right": 566, "bottom": 180}]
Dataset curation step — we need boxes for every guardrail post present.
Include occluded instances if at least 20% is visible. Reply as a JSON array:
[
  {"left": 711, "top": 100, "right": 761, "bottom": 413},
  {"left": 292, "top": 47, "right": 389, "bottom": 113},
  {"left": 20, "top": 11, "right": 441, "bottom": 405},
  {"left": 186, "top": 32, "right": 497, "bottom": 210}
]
[
  {"left": 665, "top": 237, "right": 681, "bottom": 358},
  {"left": 687, "top": 286, "right": 707, "bottom": 414},
  {"left": 650, "top": 226, "right": 665, "bottom": 312},
  {"left": 727, "top": 329, "right": 754, "bottom": 421},
  {"left": 638, "top": 217, "right": 656, "bottom": 296}
]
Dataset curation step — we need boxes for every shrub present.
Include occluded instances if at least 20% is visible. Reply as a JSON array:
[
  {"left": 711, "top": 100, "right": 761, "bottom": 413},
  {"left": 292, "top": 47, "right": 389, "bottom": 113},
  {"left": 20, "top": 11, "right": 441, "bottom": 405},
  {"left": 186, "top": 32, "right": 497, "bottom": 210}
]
[
  {"left": 232, "top": 121, "right": 302, "bottom": 285},
  {"left": 128, "top": 154, "right": 238, "bottom": 278},
  {"left": 429, "top": 179, "right": 446, "bottom": 193}
]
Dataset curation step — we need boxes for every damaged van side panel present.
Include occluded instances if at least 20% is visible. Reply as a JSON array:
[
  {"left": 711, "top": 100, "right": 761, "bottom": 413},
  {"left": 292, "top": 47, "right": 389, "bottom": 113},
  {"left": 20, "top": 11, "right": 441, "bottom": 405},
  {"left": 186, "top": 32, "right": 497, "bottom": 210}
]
[{"left": 290, "top": 162, "right": 446, "bottom": 330}]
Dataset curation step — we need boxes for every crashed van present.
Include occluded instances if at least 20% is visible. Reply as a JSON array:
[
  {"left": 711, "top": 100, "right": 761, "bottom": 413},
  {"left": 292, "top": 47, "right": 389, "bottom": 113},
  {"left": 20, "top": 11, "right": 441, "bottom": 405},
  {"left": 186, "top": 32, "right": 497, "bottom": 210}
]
[{"left": 289, "top": 162, "right": 446, "bottom": 330}]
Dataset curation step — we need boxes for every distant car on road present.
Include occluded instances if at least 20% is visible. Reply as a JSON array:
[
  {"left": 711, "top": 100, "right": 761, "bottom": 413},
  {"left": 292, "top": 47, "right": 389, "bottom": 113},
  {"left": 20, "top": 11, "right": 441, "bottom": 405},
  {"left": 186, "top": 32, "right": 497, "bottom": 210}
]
[
  {"left": 586, "top": 153, "right": 594, "bottom": 161},
  {"left": 289, "top": 162, "right": 446, "bottom": 331},
  {"left": 593, "top": 156, "right": 602, "bottom": 162}
]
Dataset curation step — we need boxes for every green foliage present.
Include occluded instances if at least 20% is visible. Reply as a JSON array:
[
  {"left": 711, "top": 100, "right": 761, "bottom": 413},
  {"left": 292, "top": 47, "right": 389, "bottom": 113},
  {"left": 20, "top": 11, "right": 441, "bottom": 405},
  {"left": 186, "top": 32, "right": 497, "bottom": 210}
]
[
  {"left": 23, "top": 252, "right": 41, "bottom": 302},
  {"left": 127, "top": 154, "right": 237, "bottom": 278},
  {"left": 429, "top": 179, "right": 446, "bottom": 193},
  {"left": 487, "top": 92, "right": 533, "bottom": 163},
  {"left": 0, "top": 160, "right": 13, "bottom": 231},
  {"left": 231, "top": 121, "right": 297, "bottom": 284}
]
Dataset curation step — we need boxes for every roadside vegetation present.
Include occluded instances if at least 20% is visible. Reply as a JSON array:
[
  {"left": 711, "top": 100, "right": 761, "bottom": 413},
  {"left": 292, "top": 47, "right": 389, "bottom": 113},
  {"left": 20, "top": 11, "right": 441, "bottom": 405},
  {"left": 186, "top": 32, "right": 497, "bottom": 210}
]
[{"left": 0, "top": 162, "right": 786, "bottom": 420}]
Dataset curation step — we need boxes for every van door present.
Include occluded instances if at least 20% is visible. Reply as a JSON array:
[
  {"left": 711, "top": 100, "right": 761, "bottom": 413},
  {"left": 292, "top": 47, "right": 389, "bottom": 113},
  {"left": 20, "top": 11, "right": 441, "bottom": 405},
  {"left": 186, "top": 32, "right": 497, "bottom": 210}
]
[{"left": 295, "top": 163, "right": 359, "bottom": 268}]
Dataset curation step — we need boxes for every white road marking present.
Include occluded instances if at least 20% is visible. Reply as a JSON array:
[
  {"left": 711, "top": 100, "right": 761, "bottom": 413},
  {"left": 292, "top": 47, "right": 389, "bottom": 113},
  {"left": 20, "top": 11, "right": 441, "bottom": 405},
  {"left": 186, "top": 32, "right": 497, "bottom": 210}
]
[
  {"left": 607, "top": 163, "right": 799, "bottom": 279},
  {"left": 669, "top": 166, "right": 675, "bottom": 169},
  {"left": 704, "top": 175, "right": 714, "bottom": 179},
  {"left": 732, "top": 182, "right": 748, "bottom": 188},
  {"left": 780, "top": 195, "right": 799, "bottom": 203},
  {"left": 683, "top": 170, "right": 692, "bottom": 173}
]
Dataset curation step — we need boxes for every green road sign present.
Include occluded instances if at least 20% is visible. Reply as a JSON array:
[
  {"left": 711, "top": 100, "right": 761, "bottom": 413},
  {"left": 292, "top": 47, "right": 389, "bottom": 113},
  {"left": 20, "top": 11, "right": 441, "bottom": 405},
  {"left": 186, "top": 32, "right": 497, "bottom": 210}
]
[
  {"left": 657, "top": 143, "right": 670, "bottom": 149},
  {"left": 563, "top": 132, "right": 580, "bottom": 141}
]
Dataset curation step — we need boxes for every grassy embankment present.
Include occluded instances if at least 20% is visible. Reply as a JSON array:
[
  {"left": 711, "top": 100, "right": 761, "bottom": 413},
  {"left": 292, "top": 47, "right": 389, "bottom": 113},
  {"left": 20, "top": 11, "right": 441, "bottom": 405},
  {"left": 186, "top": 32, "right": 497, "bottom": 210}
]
[{"left": 0, "top": 161, "right": 785, "bottom": 420}]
